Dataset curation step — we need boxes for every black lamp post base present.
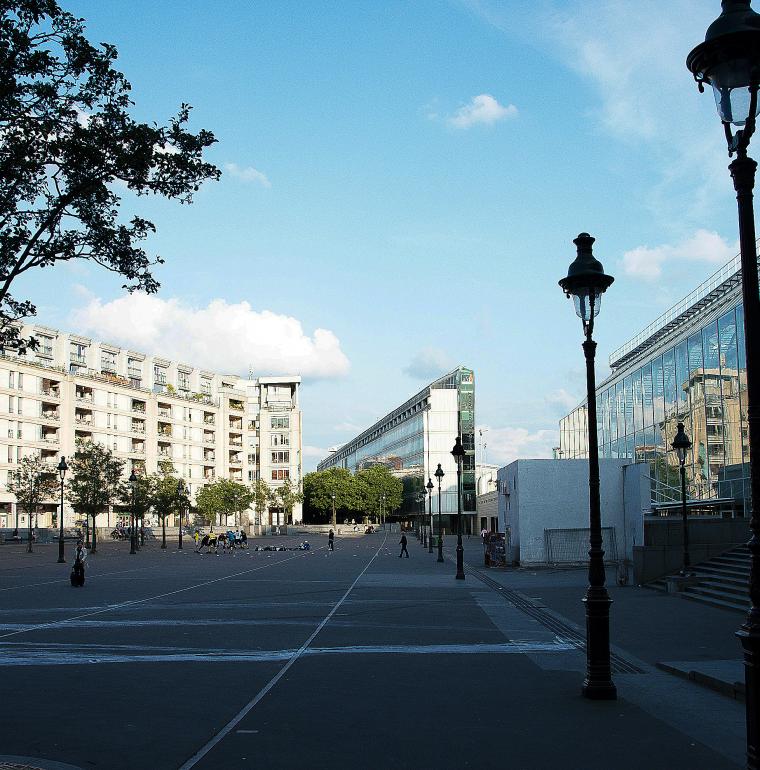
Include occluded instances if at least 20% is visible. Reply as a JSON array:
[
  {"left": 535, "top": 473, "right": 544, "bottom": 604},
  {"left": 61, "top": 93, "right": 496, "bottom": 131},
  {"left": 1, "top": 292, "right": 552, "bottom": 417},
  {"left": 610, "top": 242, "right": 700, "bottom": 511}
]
[
  {"left": 57, "top": 539, "right": 65, "bottom": 563},
  {"left": 455, "top": 543, "right": 465, "bottom": 579},
  {"left": 582, "top": 680, "right": 617, "bottom": 700},
  {"left": 582, "top": 589, "right": 616, "bottom": 700},
  {"left": 437, "top": 538, "right": 444, "bottom": 563}
]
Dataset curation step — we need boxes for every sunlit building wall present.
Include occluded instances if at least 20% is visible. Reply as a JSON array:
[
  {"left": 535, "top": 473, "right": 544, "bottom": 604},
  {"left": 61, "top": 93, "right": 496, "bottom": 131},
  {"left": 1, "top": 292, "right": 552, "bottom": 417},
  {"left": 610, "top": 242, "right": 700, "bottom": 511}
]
[{"left": 318, "top": 367, "right": 476, "bottom": 531}]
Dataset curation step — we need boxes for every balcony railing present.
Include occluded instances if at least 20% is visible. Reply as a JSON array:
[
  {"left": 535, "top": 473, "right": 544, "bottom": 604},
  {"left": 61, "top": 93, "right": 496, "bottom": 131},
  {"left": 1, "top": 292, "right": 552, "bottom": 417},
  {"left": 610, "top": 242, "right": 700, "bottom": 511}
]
[
  {"left": 40, "top": 388, "right": 60, "bottom": 398},
  {"left": 41, "top": 412, "right": 60, "bottom": 421},
  {"left": 70, "top": 353, "right": 87, "bottom": 364},
  {"left": 158, "top": 410, "right": 172, "bottom": 418},
  {"left": 100, "top": 362, "right": 117, "bottom": 374},
  {"left": 131, "top": 424, "right": 145, "bottom": 433},
  {"left": 132, "top": 405, "right": 146, "bottom": 414}
]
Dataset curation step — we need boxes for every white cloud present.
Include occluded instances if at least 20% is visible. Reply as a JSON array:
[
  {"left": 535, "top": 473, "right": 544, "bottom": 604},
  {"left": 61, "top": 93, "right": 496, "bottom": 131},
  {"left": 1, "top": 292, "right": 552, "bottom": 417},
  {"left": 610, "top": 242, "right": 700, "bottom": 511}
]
[
  {"left": 479, "top": 424, "right": 557, "bottom": 467},
  {"left": 70, "top": 293, "right": 349, "bottom": 379},
  {"left": 545, "top": 388, "right": 581, "bottom": 414},
  {"left": 447, "top": 94, "right": 518, "bottom": 129},
  {"left": 224, "top": 163, "right": 271, "bottom": 187},
  {"left": 621, "top": 229, "right": 738, "bottom": 280},
  {"left": 334, "top": 421, "right": 363, "bottom": 433},
  {"left": 403, "top": 348, "right": 454, "bottom": 379}
]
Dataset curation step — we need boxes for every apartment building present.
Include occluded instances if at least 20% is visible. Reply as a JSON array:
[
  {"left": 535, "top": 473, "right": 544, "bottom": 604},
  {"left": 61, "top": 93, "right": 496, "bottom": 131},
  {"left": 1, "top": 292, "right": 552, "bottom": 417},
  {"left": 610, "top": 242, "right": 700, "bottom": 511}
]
[{"left": 0, "top": 324, "right": 302, "bottom": 530}]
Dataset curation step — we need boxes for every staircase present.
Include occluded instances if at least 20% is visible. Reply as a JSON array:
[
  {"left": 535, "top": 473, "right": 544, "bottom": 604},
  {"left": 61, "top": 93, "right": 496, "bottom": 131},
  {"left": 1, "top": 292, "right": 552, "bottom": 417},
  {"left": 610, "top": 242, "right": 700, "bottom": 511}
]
[{"left": 648, "top": 545, "right": 750, "bottom": 613}]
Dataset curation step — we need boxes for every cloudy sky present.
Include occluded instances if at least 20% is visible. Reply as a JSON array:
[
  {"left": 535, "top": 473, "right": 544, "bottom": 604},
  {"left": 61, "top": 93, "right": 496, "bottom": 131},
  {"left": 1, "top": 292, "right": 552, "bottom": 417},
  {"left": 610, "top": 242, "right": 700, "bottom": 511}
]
[{"left": 26, "top": 0, "right": 743, "bottom": 470}]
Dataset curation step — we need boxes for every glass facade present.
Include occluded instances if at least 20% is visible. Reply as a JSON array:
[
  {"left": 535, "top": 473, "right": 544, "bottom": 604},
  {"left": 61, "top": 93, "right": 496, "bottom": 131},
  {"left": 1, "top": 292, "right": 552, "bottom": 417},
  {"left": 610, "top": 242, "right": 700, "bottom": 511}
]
[
  {"left": 318, "top": 367, "right": 476, "bottom": 519},
  {"left": 560, "top": 303, "right": 749, "bottom": 514}
]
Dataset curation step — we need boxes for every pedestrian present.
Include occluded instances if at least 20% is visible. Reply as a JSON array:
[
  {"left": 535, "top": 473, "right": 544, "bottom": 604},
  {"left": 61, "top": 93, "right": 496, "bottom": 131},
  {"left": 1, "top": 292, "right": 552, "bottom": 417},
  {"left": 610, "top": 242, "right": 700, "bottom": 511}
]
[
  {"left": 193, "top": 529, "right": 199, "bottom": 547},
  {"left": 328, "top": 529, "right": 334, "bottom": 551},
  {"left": 399, "top": 533, "right": 409, "bottom": 558},
  {"left": 70, "top": 539, "right": 87, "bottom": 587},
  {"left": 196, "top": 533, "right": 209, "bottom": 553}
]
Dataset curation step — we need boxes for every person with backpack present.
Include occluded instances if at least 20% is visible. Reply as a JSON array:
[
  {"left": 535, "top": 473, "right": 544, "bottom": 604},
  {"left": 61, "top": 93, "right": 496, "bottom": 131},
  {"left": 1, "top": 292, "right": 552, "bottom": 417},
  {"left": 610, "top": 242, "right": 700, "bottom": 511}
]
[
  {"left": 70, "top": 540, "right": 87, "bottom": 587},
  {"left": 399, "top": 533, "right": 409, "bottom": 558},
  {"left": 328, "top": 529, "right": 334, "bottom": 551}
]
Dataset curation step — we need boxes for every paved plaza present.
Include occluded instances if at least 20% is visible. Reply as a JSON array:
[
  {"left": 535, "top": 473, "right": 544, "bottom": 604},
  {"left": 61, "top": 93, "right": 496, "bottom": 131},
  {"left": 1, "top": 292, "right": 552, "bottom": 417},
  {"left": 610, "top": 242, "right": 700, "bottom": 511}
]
[{"left": 0, "top": 532, "right": 748, "bottom": 769}]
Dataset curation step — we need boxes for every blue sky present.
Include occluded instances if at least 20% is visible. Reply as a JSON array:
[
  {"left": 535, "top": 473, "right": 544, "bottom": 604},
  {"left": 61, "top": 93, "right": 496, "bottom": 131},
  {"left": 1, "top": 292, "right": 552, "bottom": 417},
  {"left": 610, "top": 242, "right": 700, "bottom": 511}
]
[{"left": 24, "top": 0, "right": 745, "bottom": 469}]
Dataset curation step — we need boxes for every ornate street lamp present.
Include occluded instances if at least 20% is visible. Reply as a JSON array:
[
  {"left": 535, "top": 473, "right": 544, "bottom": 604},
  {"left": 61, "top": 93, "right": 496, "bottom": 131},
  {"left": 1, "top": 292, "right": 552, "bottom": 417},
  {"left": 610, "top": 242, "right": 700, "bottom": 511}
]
[
  {"left": 381, "top": 494, "right": 386, "bottom": 527},
  {"left": 177, "top": 479, "right": 185, "bottom": 551},
  {"left": 418, "top": 490, "right": 426, "bottom": 547},
  {"left": 451, "top": 437, "right": 465, "bottom": 580},
  {"left": 688, "top": 4, "right": 760, "bottom": 762},
  {"left": 129, "top": 470, "right": 137, "bottom": 555},
  {"left": 671, "top": 423, "right": 694, "bottom": 576},
  {"left": 559, "top": 232, "right": 616, "bottom": 700},
  {"left": 331, "top": 492, "right": 336, "bottom": 528},
  {"left": 435, "top": 464, "right": 444, "bottom": 563},
  {"left": 427, "top": 477, "right": 434, "bottom": 555},
  {"left": 57, "top": 456, "right": 67, "bottom": 563}
]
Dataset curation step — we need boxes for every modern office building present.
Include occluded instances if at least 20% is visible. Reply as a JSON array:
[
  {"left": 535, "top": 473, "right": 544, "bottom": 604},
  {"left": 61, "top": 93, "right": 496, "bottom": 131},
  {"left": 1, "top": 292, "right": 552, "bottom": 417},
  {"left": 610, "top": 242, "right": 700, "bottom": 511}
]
[
  {"left": 318, "top": 366, "right": 475, "bottom": 532},
  {"left": 0, "top": 323, "right": 303, "bottom": 530},
  {"left": 559, "top": 248, "right": 754, "bottom": 516}
]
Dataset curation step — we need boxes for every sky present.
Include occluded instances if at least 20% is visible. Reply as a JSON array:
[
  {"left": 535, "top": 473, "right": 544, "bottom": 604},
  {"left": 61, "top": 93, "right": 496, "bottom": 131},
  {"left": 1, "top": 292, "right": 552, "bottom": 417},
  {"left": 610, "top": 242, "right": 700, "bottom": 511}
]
[{"left": 20, "top": 0, "right": 746, "bottom": 470}]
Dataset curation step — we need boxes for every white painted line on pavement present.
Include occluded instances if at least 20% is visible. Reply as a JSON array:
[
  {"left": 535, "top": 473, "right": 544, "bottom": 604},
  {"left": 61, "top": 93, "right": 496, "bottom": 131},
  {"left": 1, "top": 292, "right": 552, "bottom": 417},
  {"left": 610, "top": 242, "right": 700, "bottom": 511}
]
[{"left": 178, "top": 532, "right": 389, "bottom": 770}]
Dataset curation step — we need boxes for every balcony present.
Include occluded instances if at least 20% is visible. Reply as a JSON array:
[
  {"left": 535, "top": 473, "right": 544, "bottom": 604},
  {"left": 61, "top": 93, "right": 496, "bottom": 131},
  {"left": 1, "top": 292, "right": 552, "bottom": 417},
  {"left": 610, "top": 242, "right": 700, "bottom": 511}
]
[
  {"left": 132, "top": 401, "right": 146, "bottom": 413},
  {"left": 131, "top": 442, "right": 145, "bottom": 455},
  {"left": 157, "top": 448, "right": 172, "bottom": 458},
  {"left": 158, "top": 409, "right": 172, "bottom": 419},
  {"left": 204, "top": 472, "right": 215, "bottom": 481},
  {"left": 70, "top": 353, "right": 87, "bottom": 365},
  {"left": 158, "top": 428, "right": 172, "bottom": 439},
  {"left": 41, "top": 432, "right": 59, "bottom": 444},
  {"left": 203, "top": 432, "right": 215, "bottom": 444},
  {"left": 128, "top": 367, "right": 142, "bottom": 378},
  {"left": 229, "top": 438, "right": 243, "bottom": 448},
  {"left": 131, "top": 421, "right": 145, "bottom": 433},
  {"left": 229, "top": 453, "right": 243, "bottom": 466},
  {"left": 203, "top": 413, "right": 215, "bottom": 425},
  {"left": 41, "top": 410, "right": 60, "bottom": 421},
  {"left": 75, "top": 388, "right": 93, "bottom": 402},
  {"left": 37, "top": 346, "right": 54, "bottom": 360},
  {"left": 40, "top": 380, "right": 60, "bottom": 398},
  {"left": 229, "top": 400, "right": 244, "bottom": 412},
  {"left": 204, "top": 452, "right": 215, "bottom": 463},
  {"left": 229, "top": 418, "right": 243, "bottom": 431},
  {"left": 100, "top": 361, "right": 117, "bottom": 375}
]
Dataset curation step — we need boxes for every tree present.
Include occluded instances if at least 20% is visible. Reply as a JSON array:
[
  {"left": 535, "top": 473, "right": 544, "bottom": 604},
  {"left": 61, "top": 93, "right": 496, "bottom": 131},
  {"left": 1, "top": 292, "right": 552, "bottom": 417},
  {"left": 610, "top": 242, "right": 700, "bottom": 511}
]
[
  {"left": 67, "top": 440, "right": 123, "bottom": 552},
  {"left": 195, "top": 482, "right": 221, "bottom": 530},
  {"left": 218, "top": 478, "right": 254, "bottom": 529},
  {"left": 355, "top": 465, "right": 403, "bottom": 522},
  {"left": 148, "top": 472, "right": 187, "bottom": 550},
  {"left": 0, "top": 2, "right": 219, "bottom": 350},
  {"left": 302, "top": 468, "right": 359, "bottom": 523},
  {"left": 275, "top": 478, "right": 304, "bottom": 525},
  {"left": 7, "top": 455, "right": 57, "bottom": 552},
  {"left": 251, "top": 479, "right": 274, "bottom": 527},
  {"left": 117, "top": 473, "right": 151, "bottom": 547}
]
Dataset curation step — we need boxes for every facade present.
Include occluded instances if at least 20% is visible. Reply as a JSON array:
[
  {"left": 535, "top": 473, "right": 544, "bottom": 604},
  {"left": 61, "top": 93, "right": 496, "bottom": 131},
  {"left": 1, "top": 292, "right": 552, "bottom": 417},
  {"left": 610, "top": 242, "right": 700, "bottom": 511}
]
[
  {"left": 318, "top": 367, "right": 475, "bottom": 532},
  {"left": 559, "top": 249, "right": 753, "bottom": 515},
  {"left": 0, "top": 323, "right": 302, "bottom": 530}
]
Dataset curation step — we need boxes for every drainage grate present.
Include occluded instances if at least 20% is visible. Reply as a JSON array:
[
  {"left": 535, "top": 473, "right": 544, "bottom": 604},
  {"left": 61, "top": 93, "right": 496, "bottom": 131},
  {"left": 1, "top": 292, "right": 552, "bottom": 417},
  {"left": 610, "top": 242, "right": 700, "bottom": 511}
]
[{"left": 467, "top": 564, "right": 643, "bottom": 674}]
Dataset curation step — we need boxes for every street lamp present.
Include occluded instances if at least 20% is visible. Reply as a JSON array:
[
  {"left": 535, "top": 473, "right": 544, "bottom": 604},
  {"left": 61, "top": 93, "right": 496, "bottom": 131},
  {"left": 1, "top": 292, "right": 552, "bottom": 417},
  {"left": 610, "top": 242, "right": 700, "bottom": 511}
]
[
  {"left": 427, "top": 477, "right": 434, "bottom": 554},
  {"left": 671, "top": 423, "right": 694, "bottom": 577},
  {"left": 435, "top": 464, "right": 444, "bottom": 563},
  {"left": 331, "top": 492, "right": 336, "bottom": 528},
  {"left": 57, "top": 456, "right": 67, "bottom": 563},
  {"left": 559, "top": 231, "right": 616, "bottom": 701},
  {"left": 381, "top": 494, "right": 386, "bottom": 527},
  {"left": 129, "top": 470, "right": 137, "bottom": 555},
  {"left": 177, "top": 479, "right": 185, "bottom": 551},
  {"left": 418, "top": 492, "right": 426, "bottom": 546},
  {"left": 451, "top": 436, "right": 465, "bottom": 580},
  {"left": 688, "top": 6, "right": 760, "bottom": 760}
]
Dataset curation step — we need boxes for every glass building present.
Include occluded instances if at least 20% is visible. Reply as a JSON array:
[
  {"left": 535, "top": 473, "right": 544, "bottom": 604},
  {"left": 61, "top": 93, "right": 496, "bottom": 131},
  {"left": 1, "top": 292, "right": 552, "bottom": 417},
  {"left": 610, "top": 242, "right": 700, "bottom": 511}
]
[
  {"left": 559, "top": 250, "right": 754, "bottom": 516},
  {"left": 318, "top": 367, "right": 476, "bottom": 531}
]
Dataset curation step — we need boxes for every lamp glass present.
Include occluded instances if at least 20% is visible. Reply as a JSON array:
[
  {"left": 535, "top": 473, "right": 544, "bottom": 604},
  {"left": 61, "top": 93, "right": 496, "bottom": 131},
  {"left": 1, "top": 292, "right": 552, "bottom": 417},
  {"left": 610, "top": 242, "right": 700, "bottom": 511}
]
[
  {"left": 573, "top": 288, "right": 602, "bottom": 322},
  {"left": 711, "top": 77, "right": 757, "bottom": 126}
]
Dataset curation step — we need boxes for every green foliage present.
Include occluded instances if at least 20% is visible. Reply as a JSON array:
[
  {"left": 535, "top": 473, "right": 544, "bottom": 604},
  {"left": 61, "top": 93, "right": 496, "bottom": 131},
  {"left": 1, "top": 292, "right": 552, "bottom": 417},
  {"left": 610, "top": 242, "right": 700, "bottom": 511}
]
[
  {"left": 251, "top": 479, "right": 274, "bottom": 525},
  {"left": 148, "top": 473, "right": 188, "bottom": 524},
  {"left": 7, "top": 455, "right": 58, "bottom": 516},
  {"left": 355, "top": 465, "right": 403, "bottom": 517},
  {"left": 275, "top": 478, "right": 304, "bottom": 518},
  {"left": 195, "top": 482, "right": 221, "bottom": 527},
  {"left": 0, "top": 1, "right": 220, "bottom": 350},
  {"left": 67, "top": 440, "right": 124, "bottom": 550},
  {"left": 195, "top": 478, "right": 254, "bottom": 527}
]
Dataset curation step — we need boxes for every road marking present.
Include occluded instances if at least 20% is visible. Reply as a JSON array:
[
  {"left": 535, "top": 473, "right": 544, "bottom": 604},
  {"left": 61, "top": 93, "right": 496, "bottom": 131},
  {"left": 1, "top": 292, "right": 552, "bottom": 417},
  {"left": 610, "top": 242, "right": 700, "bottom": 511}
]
[
  {"left": 0, "top": 550, "right": 310, "bottom": 641},
  {"left": 178, "top": 532, "right": 389, "bottom": 770}
]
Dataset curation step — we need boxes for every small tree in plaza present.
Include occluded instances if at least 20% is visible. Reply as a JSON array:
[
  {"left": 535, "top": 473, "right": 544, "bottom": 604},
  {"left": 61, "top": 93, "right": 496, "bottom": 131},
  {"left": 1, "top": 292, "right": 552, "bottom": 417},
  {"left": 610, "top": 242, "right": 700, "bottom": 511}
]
[
  {"left": 67, "top": 440, "right": 124, "bottom": 552},
  {"left": 251, "top": 479, "right": 275, "bottom": 527},
  {"left": 118, "top": 473, "right": 151, "bottom": 546},
  {"left": 195, "top": 481, "right": 222, "bottom": 530},
  {"left": 276, "top": 478, "right": 304, "bottom": 525},
  {"left": 7, "top": 455, "right": 57, "bottom": 552},
  {"left": 302, "top": 467, "right": 358, "bottom": 523},
  {"left": 355, "top": 465, "right": 403, "bottom": 522},
  {"left": 219, "top": 478, "right": 254, "bottom": 529},
  {"left": 149, "top": 472, "right": 188, "bottom": 549}
]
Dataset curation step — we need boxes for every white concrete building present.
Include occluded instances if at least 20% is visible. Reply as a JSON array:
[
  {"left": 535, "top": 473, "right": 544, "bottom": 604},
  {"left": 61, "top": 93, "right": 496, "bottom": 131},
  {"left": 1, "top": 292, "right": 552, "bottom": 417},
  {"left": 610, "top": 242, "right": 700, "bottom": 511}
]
[{"left": 0, "top": 323, "right": 302, "bottom": 531}]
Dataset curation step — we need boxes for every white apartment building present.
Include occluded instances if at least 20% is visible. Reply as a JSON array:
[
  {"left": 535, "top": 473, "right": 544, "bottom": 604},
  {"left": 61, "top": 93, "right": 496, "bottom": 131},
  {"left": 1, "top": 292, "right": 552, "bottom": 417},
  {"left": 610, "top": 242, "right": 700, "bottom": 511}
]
[{"left": 0, "top": 323, "right": 303, "bottom": 531}]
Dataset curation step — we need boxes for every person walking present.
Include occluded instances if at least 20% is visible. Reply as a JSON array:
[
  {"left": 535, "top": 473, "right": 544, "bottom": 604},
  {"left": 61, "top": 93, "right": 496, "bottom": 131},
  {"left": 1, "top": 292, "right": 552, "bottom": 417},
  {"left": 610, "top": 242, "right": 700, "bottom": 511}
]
[
  {"left": 71, "top": 540, "right": 87, "bottom": 587},
  {"left": 328, "top": 529, "right": 334, "bottom": 551},
  {"left": 399, "top": 533, "right": 409, "bottom": 558}
]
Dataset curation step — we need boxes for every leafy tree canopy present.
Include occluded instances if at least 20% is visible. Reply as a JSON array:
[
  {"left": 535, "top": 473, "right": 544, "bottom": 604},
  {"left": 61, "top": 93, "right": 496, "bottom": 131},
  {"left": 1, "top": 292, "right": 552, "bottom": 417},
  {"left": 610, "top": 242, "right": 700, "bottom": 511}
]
[
  {"left": 275, "top": 477, "right": 303, "bottom": 517},
  {"left": 355, "top": 465, "right": 403, "bottom": 516},
  {"left": 0, "top": 0, "right": 219, "bottom": 349},
  {"left": 7, "top": 454, "right": 57, "bottom": 514}
]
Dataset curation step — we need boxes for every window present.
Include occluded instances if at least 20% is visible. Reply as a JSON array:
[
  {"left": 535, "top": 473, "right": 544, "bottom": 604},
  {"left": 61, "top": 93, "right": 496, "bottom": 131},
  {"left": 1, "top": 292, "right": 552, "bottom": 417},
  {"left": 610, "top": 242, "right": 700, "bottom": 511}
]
[
  {"left": 271, "top": 450, "right": 289, "bottom": 464},
  {"left": 17, "top": 397, "right": 22, "bottom": 416},
  {"left": 101, "top": 350, "right": 117, "bottom": 373},
  {"left": 271, "top": 416, "right": 289, "bottom": 430},
  {"left": 7, "top": 446, "right": 12, "bottom": 463},
  {"left": 272, "top": 469, "right": 290, "bottom": 481},
  {"left": 201, "top": 378, "right": 211, "bottom": 394},
  {"left": 271, "top": 433, "right": 289, "bottom": 447},
  {"left": 8, "top": 395, "right": 14, "bottom": 414},
  {"left": 8, "top": 371, "right": 14, "bottom": 389},
  {"left": 154, "top": 365, "right": 167, "bottom": 385},
  {"left": 178, "top": 371, "right": 190, "bottom": 392},
  {"left": 17, "top": 373, "right": 22, "bottom": 390}
]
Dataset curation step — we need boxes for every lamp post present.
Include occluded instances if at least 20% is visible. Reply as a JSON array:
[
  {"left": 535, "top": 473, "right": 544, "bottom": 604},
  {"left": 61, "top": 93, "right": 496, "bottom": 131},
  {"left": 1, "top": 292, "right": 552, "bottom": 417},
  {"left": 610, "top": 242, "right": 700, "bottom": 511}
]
[
  {"left": 129, "top": 470, "right": 137, "bottom": 555},
  {"left": 331, "top": 492, "right": 336, "bottom": 529},
  {"left": 559, "top": 232, "right": 616, "bottom": 700},
  {"left": 381, "top": 494, "right": 386, "bottom": 527},
  {"left": 418, "top": 492, "right": 426, "bottom": 547},
  {"left": 451, "top": 437, "right": 465, "bottom": 580},
  {"left": 427, "top": 477, "right": 434, "bottom": 554},
  {"left": 672, "top": 423, "right": 694, "bottom": 577},
  {"left": 57, "top": 456, "right": 67, "bottom": 563},
  {"left": 435, "top": 465, "right": 444, "bottom": 562},
  {"left": 688, "top": 4, "right": 760, "bottom": 762},
  {"left": 177, "top": 479, "right": 185, "bottom": 551}
]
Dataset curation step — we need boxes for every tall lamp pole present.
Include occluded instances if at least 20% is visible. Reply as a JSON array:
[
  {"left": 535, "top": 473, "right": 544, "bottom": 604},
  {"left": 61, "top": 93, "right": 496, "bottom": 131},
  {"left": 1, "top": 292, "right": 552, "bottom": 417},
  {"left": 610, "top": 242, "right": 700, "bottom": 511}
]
[
  {"left": 672, "top": 423, "right": 694, "bottom": 576},
  {"left": 427, "top": 478, "right": 434, "bottom": 554},
  {"left": 381, "top": 494, "right": 386, "bottom": 527},
  {"left": 57, "top": 456, "right": 67, "bottom": 563},
  {"left": 177, "top": 479, "right": 185, "bottom": 551},
  {"left": 331, "top": 492, "right": 336, "bottom": 529},
  {"left": 688, "top": 4, "right": 760, "bottom": 763},
  {"left": 129, "top": 470, "right": 137, "bottom": 556},
  {"left": 451, "top": 437, "right": 465, "bottom": 580},
  {"left": 559, "top": 232, "right": 616, "bottom": 700},
  {"left": 418, "top": 492, "right": 426, "bottom": 547},
  {"left": 435, "top": 465, "right": 444, "bottom": 563}
]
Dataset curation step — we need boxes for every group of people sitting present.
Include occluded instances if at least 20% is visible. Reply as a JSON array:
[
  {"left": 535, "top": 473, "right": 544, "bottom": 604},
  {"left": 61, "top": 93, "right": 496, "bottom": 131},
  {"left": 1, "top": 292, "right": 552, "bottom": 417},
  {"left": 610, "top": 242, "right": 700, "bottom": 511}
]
[{"left": 194, "top": 529, "right": 247, "bottom": 554}]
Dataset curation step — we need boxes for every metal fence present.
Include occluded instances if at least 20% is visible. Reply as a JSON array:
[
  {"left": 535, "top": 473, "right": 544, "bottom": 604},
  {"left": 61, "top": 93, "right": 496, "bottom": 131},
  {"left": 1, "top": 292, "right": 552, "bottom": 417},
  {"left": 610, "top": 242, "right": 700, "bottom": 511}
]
[{"left": 544, "top": 526, "right": 618, "bottom": 565}]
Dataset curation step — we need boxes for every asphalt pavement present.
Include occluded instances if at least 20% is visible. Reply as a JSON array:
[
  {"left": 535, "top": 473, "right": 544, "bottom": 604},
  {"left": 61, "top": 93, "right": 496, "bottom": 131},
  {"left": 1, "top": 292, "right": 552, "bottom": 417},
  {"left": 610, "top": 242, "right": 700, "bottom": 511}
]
[{"left": 0, "top": 532, "right": 747, "bottom": 769}]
